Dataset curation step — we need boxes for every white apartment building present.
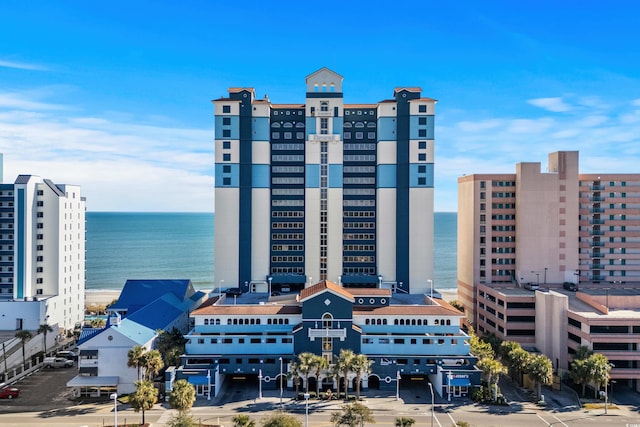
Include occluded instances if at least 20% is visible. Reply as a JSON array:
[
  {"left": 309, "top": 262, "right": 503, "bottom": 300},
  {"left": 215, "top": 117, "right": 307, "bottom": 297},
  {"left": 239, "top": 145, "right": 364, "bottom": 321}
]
[{"left": 0, "top": 173, "right": 86, "bottom": 334}]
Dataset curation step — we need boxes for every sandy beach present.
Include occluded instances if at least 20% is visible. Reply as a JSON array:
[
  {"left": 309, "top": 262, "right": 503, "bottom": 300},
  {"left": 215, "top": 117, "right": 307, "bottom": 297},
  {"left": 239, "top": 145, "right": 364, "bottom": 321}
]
[{"left": 85, "top": 290, "right": 121, "bottom": 309}]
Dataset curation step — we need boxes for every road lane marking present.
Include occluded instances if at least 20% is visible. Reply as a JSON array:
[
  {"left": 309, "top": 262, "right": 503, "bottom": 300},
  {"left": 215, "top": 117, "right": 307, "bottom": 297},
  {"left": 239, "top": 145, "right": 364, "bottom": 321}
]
[
  {"left": 536, "top": 413, "right": 551, "bottom": 425},
  {"left": 552, "top": 414, "right": 569, "bottom": 427}
]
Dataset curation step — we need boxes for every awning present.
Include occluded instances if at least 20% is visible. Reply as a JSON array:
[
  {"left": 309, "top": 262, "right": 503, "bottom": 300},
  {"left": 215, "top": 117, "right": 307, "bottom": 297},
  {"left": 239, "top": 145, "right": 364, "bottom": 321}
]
[
  {"left": 448, "top": 377, "right": 471, "bottom": 387},
  {"left": 79, "top": 367, "right": 98, "bottom": 375},
  {"left": 188, "top": 376, "right": 210, "bottom": 385},
  {"left": 67, "top": 375, "right": 118, "bottom": 387}
]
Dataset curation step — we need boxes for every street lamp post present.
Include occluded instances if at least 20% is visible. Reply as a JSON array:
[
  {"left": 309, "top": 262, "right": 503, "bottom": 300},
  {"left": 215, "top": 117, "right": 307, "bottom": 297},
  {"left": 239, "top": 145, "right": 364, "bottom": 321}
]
[
  {"left": 110, "top": 393, "right": 118, "bottom": 427},
  {"left": 279, "top": 357, "right": 283, "bottom": 406},
  {"left": 427, "top": 382, "right": 434, "bottom": 427},
  {"left": 605, "top": 363, "right": 615, "bottom": 414},
  {"left": 258, "top": 369, "right": 263, "bottom": 399},
  {"left": 304, "top": 392, "right": 310, "bottom": 427}
]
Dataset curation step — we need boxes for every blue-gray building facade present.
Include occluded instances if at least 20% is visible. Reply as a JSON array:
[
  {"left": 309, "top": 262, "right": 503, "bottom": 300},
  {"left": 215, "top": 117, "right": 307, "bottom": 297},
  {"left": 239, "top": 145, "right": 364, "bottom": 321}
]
[{"left": 214, "top": 68, "right": 436, "bottom": 296}]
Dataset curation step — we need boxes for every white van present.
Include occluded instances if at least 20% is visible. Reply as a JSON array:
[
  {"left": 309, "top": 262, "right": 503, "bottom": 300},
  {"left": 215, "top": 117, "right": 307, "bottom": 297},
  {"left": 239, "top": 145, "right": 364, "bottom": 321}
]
[{"left": 43, "top": 357, "right": 74, "bottom": 368}]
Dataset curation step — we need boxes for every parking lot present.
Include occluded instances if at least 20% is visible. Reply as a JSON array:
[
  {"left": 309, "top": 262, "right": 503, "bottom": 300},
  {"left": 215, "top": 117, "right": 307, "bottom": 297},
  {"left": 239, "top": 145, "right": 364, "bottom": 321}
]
[{"left": 0, "top": 364, "right": 78, "bottom": 413}]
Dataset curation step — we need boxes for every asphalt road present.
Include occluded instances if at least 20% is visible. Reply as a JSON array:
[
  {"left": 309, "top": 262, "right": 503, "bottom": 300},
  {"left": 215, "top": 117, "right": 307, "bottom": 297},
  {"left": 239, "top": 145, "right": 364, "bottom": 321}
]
[{"left": 0, "top": 368, "right": 639, "bottom": 427}]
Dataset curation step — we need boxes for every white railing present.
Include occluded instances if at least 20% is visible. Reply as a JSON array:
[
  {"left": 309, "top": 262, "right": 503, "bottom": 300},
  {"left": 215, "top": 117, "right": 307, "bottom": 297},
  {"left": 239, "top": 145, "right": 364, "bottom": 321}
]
[{"left": 308, "top": 328, "right": 346, "bottom": 339}]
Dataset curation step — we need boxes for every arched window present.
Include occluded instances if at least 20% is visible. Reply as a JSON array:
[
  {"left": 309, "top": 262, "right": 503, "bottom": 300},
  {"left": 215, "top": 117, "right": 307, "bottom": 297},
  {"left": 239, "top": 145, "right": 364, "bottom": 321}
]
[
  {"left": 323, "top": 313, "right": 333, "bottom": 328},
  {"left": 320, "top": 101, "right": 329, "bottom": 112},
  {"left": 215, "top": 319, "right": 221, "bottom": 325},
  {"left": 383, "top": 319, "right": 387, "bottom": 325},
  {"left": 411, "top": 319, "right": 416, "bottom": 326},
  {"left": 394, "top": 319, "right": 398, "bottom": 325},
  {"left": 446, "top": 319, "right": 451, "bottom": 325},
  {"left": 399, "top": 319, "right": 405, "bottom": 325},
  {"left": 417, "top": 319, "right": 422, "bottom": 326},
  {"left": 204, "top": 319, "right": 209, "bottom": 325}
]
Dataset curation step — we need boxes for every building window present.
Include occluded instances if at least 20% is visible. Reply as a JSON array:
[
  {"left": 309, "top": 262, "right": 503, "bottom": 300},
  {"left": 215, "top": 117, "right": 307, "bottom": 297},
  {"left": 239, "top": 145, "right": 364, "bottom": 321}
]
[
  {"left": 223, "top": 141, "right": 231, "bottom": 149},
  {"left": 222, "top": 130, "right": 231, "bottom": 138},
  {"left": 223, "top": 117, "right": 231, "bottom": 125},
  {"left": 418, "top": 153, "right": 426, "bottom": 161},
  {"left": 320, "top": 102, "right": 329, "bottom": 112},
  {"left": 418, "top": 129, "right": 427, "bottom": 137},
  {"left": 322, "top": 337, "right": 332, "bottom": 351},
  {"left": 223, "top": 178, "right": 231, "bottom": 186},
  {"left": 320, "top": 118, "right": 328, "bottom": 135},
  {"left": 419, "top": 117, "right": 427, "bottom": 125},
  {"left": 343, "top": 132, "right": 351, "bottom": 139},
  {"left": 419, "top": 105, "right": 427, "bottom": 113},
  {"left": 418, "top": 165, "right": 426, "bottom": 173},
  {"left": 223, "top": 154, "right": 231, "bottom": 161},
  {"left": 418, "top": 177, "right": 426, "bottom": 186},
  {"left": 418, "top": 141, "right": 426, "bottom": 149},
  {"left": 222, "top": 105, "right": 231, "bottom": 113}
]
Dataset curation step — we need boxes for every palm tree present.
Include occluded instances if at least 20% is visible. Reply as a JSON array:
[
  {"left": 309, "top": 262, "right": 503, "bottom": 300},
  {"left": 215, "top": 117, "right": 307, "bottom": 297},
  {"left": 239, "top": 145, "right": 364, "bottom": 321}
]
[
  {"left": 297, "top": 352, "right": 315, "bottom": 393},
  {"left": 128, "top": 345, "right": 146, "bottom": 381},
  {"left": 570, "top": 357, "right": 590, "bottom": 396},
  {"left": 15, "top": 330, "right": 32, "bottom": 367},
  {"left": 527, "top": 354, "right": 553, "bottom": 400},
  {"left": 351, "top": 354, "right": 371, "bottom": 398},
  {"left": 37, "top": 323, "right": 54, "bottom": 356},
  {"left": 130, "top": 380, "right": 158, "bottom": 425},
  {"left": 586, "top": 353, "right": 611, "bottom": 399},
  {"left": 288, "top": 361, "right": 302, "bottom": 395},
  {"left": 395, "top": 417, "right": 415, "bottom": 427},
  {"left": 232, "top": 414, "right": 256, "bottom": 427},
  {"left": 142, "top": 349, "right": 164, "bottom": 381},
  {"left": 477, "top": 358, "right": 507, "bottom": 400},
  {"left": 168, "top": 379, "right": 196, "bottom": 417},
  {"left": 312, "top": 354, "right": 329, "bottom": 396},
  {"left": 336, "top": 349, "right": 355, "bottom": 398}
]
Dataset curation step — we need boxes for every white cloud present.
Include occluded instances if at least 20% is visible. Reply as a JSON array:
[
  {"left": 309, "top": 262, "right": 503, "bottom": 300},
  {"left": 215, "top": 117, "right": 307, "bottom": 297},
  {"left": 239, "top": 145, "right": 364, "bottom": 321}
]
[
  {"left": 0, "top": 59, "right": 48, "bottom": 71},
  {"left": 0, "top": 90, "right": 213, "bottom": 212},
  {"left": 0, "top": 93, "right": 66, "bottom": 111},
  {"left": 527, "top": 97, "right": 572, "bottom": 113}
]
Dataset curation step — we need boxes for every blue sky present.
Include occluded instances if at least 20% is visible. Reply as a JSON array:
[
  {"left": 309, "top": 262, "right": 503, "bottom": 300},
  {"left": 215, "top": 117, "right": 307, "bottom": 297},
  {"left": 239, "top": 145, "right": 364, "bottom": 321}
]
[{"left": 1, "top": 1, "right": 639, "bottom": 212}]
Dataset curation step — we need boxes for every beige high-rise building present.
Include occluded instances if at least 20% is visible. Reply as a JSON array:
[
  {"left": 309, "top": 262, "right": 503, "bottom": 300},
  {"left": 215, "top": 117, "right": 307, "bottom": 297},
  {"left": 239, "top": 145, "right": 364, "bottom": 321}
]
[{"left": 457, "top": 151, "right": 640, "bottom": 389}]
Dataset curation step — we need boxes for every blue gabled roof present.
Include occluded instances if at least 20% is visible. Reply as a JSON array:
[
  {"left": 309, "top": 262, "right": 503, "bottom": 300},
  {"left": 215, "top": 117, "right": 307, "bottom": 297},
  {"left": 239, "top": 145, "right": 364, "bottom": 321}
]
[
  {"left": 77, "top": 327, "right": 105, "bottom": 346},
  {"left": 114, "top": 319, "right": 156, "bottom": 346},
  {"left": 126, "top": 293, "right": 184, "bottom": 331},
  {"left": 110, "top": 279, "right": 194, "bottom": 315}
]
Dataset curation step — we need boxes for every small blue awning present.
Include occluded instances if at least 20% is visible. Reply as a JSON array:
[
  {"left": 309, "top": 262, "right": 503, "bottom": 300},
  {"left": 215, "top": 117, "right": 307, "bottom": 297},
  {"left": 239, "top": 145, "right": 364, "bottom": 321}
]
[
  {"left": 449, "top": 377, "right": 471, "bottom": 387},
  {"left": 188, "top": 376, "right": 210, "bottom": 385}
]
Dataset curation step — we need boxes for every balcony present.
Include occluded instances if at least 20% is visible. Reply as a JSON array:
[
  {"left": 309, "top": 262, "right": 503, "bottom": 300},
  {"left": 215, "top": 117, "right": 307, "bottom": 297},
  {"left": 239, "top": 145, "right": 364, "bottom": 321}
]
[
  {"left": 590, "top": 220, "right": 605, "bottom": 225},
  {"left": 590, "top": 197, "right": 605, "bottom": 202},
  {"left": 308, "top": 328, "right": 347, "bottom": 339},
  {"left": 590, "top": 185, "right": 605, "bottom": 191},
  {"left": 590, "top": 230, "right": 605, "bottom": 236},
  {"left": 308, "top": 134, "right": 341, "bottom": 143},
  {"left": 590, "top": 208, "right": 605, "bottom": 213}
]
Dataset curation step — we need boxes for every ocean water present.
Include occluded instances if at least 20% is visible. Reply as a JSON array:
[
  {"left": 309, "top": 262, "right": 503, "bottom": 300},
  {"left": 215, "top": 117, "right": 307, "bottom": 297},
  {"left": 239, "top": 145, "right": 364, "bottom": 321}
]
[{"left": 86, "top": 212, "right": 457, "bottom": 292}]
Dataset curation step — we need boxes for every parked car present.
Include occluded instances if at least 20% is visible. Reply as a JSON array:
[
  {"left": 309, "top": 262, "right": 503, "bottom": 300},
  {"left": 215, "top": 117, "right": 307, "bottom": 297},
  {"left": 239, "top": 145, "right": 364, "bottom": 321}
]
[
  {"left": 56, "top": 350, "right": 77, "bottom": 360},
  {"left": 0, "top": 385, "right": 20, "bottom": 399},
  {"left": 43, "top": 357, "right": 74, "bottom": 368},
  {"left": 523, "top": 282, "right": 540, "bottom": 291},
  {"left": 563, "top": 282, "right": 578, "bottom": 291}
]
